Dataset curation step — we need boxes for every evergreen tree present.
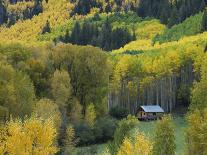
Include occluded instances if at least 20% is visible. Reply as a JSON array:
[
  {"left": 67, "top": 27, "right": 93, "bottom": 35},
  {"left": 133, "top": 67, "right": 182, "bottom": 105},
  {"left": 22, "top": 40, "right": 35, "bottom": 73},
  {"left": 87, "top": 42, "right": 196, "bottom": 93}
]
[
  {"left": 168, "top": 7, "right": 179, "bottom": 28},
  {"left": 100, "top": 18, "right": 112, "bottom": 50},
  {"left": 201, "top": 9, "right": 207, "bottom": 32},
  {"left": 32, "top": 0, "right": 43, "bottom": 16},
  {"left": 0, "top": 0, "right": 7, "bottom": 25},
  {"left": 80, "top": 21, "right": 91, "bottom": 45},
  {"left": 70, "top": 22, "right": 81, "bottom": 44},
  {"left": 63, "top": 29, "right": 70, "bottom": 43},
  {"left": 41, "top": 20, "right": 51, "bottom": 34},
  {"left": 179, "top": 4, "right": 187, "bottom": 22},
  {"left": 200, "top": 0, "right": 206, "bottom": 11},
  {"left": 152, "top": 115, "right": 175, "bottom": 155}
]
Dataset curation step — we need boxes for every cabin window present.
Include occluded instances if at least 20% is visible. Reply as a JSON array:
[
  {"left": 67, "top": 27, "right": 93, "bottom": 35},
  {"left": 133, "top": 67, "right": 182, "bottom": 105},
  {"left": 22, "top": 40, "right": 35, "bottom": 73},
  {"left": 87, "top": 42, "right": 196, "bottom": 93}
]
[{"left": 153, "top": 112, "right": 156, "bottom": 116}]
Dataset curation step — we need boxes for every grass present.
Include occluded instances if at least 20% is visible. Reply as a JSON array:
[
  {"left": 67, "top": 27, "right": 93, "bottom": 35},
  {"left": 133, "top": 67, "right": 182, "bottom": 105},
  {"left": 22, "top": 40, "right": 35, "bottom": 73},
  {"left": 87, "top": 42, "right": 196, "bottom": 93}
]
[
  {"left": 77, "top": 144, "right": 107, "bottom": 155},
  {"left": 77, "top": 116, "right": 187, "bottom": 155},
  {"left": 132, "top": 116, "right": 187, "bottom": 155}
]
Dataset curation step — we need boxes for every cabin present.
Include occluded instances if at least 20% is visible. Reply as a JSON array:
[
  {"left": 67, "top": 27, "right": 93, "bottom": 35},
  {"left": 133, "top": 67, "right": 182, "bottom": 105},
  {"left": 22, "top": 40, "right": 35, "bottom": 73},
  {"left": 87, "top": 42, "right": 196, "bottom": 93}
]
[{"left": 137, "top": 105, "right": 164, "bottom": 121}]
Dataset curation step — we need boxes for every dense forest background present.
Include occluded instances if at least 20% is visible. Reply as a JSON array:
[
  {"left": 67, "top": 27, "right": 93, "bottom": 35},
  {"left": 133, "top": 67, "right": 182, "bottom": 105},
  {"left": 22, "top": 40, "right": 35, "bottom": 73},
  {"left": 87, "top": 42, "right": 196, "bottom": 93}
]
[{"left": 0, "top": 0, "right": 207, "bottom": 155}]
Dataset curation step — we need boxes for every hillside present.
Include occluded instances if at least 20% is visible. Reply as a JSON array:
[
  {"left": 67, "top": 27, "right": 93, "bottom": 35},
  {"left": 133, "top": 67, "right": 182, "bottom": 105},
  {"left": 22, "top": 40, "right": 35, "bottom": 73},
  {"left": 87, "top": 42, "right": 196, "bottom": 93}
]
[{"left": 1, "top": 0, "right": 207, "bottom": 155}]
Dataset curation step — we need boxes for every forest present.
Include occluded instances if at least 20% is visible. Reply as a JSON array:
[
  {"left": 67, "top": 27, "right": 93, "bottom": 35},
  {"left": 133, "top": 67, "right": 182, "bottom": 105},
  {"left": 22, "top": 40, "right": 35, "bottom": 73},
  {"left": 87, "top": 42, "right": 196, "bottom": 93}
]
[{"left": 0, "top": 0, "right": 207, "bottom": 155}]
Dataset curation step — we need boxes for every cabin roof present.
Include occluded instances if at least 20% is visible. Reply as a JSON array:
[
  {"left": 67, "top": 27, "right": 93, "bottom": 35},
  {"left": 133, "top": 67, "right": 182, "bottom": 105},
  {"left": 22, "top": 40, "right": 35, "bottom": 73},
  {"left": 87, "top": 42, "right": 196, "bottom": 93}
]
[{"left": 140, "top": 105, "right": 164, "bottom": 113}]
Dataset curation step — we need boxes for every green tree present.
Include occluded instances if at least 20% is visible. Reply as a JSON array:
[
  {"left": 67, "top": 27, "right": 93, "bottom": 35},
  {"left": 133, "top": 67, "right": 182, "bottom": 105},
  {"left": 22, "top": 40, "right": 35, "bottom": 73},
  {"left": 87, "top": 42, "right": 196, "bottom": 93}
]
[
  {"left": 100, "top": 18, "right": 112, "bottom": 50},
  {"left": 51, "top": 44, "right": 110, "bottom": 114},
  {"left": 51, "top": 69, "right": 72, "bottom": 108},
  {"left": 41, "top": 20, "right": 51, "bottom": 34},
  {"left": 190, "top": 78, "right": 207, "bottom": 110},
  {"left": 85, "top": 103, "right": 96, "bottom": 128},
  {"left": 0, "top": 0, "right": 7, "bottom": 25},
  {"left": 108, "top": 115, "right": 138, "bottom": 155},
  {"left": 152, "top": 115, "right": 175, "bottom": 155},
  {"left": 0, "top": 63, "right": 35, "bottom": 118},
  {"left": 51, "top": 69, "right": 72, "bottom": 140},
  {"left": 201, "top": 9, "right": 207, "bottom": 32},
  {"left": 70, "top": 22, "right": 81, "bottom": 44},
  {"left": 68, "top": 98, "right": 83, "bottom": 125},
  {"left": 168, "top": 7, "right": 179, "bottom": 28},
  {"left": 64, "top": 125, "right": 77, "bottom": 155}
]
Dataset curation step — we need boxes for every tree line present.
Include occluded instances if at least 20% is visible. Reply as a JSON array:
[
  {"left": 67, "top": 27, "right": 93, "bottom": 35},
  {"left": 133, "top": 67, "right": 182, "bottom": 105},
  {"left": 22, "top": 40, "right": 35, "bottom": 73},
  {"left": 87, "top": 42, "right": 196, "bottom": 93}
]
[
  {"left": 59, "top": 19, "right": 135, "bottom": 51},
  {"left": 70, "top": 0, "right": 207, "bottom": 28},
  {"left": 1, "top": 0, "right": 207, "bottom": 28},
  {"left": 0, "top": 0, "right": 42, "bottom": 26}
]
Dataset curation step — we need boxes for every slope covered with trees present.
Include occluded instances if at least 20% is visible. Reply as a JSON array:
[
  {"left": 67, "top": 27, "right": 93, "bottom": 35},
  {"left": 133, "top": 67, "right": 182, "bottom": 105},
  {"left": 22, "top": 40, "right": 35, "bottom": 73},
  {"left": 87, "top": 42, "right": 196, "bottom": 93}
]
[{"left": 0, "top": 0, "right": 207, "bottom": 155}]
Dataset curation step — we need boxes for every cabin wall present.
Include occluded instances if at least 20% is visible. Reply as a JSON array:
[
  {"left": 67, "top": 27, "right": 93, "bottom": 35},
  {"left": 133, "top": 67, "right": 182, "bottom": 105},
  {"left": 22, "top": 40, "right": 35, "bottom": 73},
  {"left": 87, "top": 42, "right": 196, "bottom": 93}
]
[{"left": 109, "top": 62, "right": 194, "bottom": 113}]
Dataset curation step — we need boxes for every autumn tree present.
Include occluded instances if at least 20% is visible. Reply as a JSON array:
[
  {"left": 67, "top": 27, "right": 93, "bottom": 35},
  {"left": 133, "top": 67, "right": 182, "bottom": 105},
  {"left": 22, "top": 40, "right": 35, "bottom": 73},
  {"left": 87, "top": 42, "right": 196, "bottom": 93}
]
[
  {"left": 152, "top": 115, "right": 175, "bottom": 155},
  {"left": 118, "top": 132, "right": 153, "bottom": 155},
  {"left": 33, "top": 98, "right": 61, "bottom": 130},
  {"left": 185, "top": 109, "right": 207, "bottom": 155},
  {"left": 0, "top": 117, "right": 58, "bottom": 154}
]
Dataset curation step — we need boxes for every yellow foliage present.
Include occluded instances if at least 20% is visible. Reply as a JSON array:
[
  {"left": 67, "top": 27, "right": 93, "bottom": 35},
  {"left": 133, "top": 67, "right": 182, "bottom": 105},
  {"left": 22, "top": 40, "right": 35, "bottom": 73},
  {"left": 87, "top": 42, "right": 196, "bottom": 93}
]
[
  {"left": 118, "top": 138, "right": 134, "bottom": 155},
  {"left": 0, "top": 117, "right": 58, "bottom": 155},
  {"left": 7, "top": 1, "right": 35, "bottom": 13},
  {"left": 136, "top": 20, "right": 166, "bottom": 40},
  {"left": 118, "top": 132, "right": 153, "bottom": 155},
  {"left": 0, "top": 0, "right": 74, "bottom": 42},
  {"left": 33, "top": 98, "right": 61, "bottom": 130}
]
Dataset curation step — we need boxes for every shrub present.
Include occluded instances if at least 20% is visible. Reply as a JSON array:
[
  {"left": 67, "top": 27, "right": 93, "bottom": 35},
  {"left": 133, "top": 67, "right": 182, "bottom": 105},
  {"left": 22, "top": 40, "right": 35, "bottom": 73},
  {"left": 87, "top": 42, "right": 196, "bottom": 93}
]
[
  {"left": 75, "top": 117, "right": 117, "bottom": 146},
  {"left": 94, "top": 117, "right": 117, "bottom": 143},
  {"left": 109, "top": 106, "right": 129, "bottom": 119},
  {"left": 75, "top": 123, "right": 95, "bottom": 146},
  {"left": 108, "top": 115, "right": 138, "bottom": 155}
]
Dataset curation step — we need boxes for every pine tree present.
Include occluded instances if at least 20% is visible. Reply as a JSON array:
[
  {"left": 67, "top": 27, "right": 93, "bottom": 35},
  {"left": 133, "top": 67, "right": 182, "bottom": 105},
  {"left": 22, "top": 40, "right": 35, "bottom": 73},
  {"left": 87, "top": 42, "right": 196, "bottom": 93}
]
[
  {"left": 201, "top": 9, "right": 207, "bottom": 32},
  {"left": 0, "top": 0, "right": 7, "bottom": 25},
  {"left": 100, "top": 18, "right": 112, "bottom": 50},
  {"left": 41, "top": 20, "right": 51, "bottom": 34},
  {"left": 70, "top": 22, "right": 81, "bottom": 44},
  {"left": 152, "top": 115, "right": 175, "bottom": 155},
  {"left": 168, "top": 7, "right": 179, "bottom": 28},
  {"left": 199, "top": 0, "right": 206, "bottom": 11}
]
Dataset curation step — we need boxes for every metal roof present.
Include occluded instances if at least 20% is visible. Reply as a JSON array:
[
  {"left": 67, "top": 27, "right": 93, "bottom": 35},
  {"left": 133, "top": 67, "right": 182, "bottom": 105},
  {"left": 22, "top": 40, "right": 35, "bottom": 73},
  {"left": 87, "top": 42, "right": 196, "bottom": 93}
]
[{"left": 140, "top": 105, "right": 164, "bottom": 113}]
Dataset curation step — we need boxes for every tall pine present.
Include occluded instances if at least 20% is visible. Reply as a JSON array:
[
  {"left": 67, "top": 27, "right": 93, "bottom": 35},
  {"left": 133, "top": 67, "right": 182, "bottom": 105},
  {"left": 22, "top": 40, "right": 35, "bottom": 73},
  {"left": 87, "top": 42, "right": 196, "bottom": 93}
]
[
  {"left": 0, "top": 0, "right": 7, "bottom": 25},
  {"left": 201, "top": 8, "right": 207, "bottom": 32},
  {"left": 168, "top": 7, "right": 179, "bottom": 28}
]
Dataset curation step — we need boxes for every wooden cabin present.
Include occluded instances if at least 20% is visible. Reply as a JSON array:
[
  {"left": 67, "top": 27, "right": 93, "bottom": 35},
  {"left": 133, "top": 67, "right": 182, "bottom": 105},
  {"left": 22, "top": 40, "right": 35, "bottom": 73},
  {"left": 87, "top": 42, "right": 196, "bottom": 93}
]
[{"left": 137, "top": 105, "right": 164, "bottom": 121}]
